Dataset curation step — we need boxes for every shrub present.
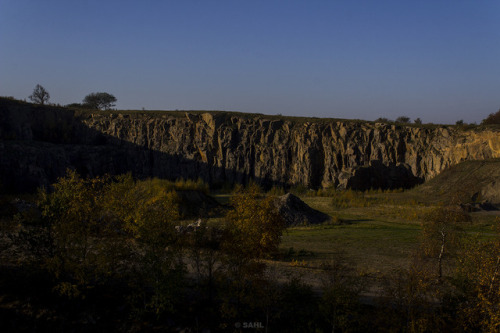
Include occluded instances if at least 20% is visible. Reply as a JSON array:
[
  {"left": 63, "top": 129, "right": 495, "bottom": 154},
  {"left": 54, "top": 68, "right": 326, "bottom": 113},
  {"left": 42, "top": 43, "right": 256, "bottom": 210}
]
[
  {"left": 331, "top": 190, "right": 374, "bottom": 208},
  {"left": 268, "top": 185, "right": 285, "bottom": 196},
  {"left": 290, "top": 183, "right": 309, "bottom": 195},
  {"left": 65, "top": 103, "right": 87, "bottom": 109},
  {"left": 375, "top": 117, "right": 391, "bottom": 123},
  {"left": 395, "top": 116, "right": 411, "bottom": 123}
]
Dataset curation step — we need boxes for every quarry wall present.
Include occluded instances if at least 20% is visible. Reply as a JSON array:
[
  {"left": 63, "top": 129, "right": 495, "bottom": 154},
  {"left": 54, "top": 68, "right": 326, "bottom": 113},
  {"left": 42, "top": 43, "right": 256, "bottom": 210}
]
[{"left": 1, "top": 99, "right": 499, "bottom": 192}]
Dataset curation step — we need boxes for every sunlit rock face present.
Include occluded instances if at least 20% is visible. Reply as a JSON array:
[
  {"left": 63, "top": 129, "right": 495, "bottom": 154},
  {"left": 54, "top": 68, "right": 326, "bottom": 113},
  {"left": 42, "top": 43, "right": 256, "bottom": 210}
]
[{"left": 1, "top": 98, "right": 499, "bottom": 192}]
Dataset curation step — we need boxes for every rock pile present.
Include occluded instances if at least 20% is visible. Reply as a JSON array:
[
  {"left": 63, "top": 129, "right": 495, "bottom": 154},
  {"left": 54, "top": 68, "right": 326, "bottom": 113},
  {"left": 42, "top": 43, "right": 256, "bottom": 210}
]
[{"left": 275, "top": 193, "right": 330, "bottom": 227}]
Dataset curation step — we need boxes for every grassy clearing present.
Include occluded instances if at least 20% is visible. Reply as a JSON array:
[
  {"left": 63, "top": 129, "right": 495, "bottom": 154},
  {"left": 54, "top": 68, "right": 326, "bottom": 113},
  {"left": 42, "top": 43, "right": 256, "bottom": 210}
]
[
  {"left": 280, "top": 221, "right": 420, "bottom": 273},
  {"left": 209, "top": 189, "right": 498, "bottom": 278},
  {"left": 209, "top": 192, "right": 425, "bottom": 275},
  {"left": 272, "top": 191, "right": 499, "bottom": 277}
]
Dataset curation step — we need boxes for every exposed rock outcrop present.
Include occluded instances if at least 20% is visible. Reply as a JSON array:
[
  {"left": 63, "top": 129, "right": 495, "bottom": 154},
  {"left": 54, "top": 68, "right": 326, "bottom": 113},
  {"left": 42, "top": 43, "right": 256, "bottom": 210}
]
[
  {"left": 0, "top": 98, "right": 499, "bottom": 192},
  {"left": 481, "top": 181, "right": 500, "bottom": 204}
]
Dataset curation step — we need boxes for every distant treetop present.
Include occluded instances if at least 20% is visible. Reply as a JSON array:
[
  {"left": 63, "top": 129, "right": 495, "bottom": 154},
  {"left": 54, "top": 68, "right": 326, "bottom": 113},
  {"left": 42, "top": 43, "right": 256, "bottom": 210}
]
[{"left": 82, "top": 92, "right": 117, "bottom": 110}]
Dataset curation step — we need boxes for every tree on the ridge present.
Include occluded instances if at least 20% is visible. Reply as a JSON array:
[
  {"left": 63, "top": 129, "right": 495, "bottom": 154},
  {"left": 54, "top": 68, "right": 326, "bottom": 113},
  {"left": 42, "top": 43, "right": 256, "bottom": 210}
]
[
  {"left": 29, "top": 84, "right": 50, "bottom": 105},
  {"left": 82, "top": 92, "right": 117, "bottom": 110},
  {"left": 396, "top": 116, "right": 411, "bottom": 123},
  {"left": 482, "top": 109, "right": 500, "bottom": 125}
]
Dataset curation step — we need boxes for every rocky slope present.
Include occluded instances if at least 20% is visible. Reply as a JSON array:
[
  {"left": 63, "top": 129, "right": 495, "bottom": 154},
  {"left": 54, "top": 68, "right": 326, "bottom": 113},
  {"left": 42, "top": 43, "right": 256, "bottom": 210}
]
[
  {"left": 412, "top": 158, "right": 500, "bottom": 204},
  {"left": 1, "top": 98, "right": 499, "bottom": 192}
]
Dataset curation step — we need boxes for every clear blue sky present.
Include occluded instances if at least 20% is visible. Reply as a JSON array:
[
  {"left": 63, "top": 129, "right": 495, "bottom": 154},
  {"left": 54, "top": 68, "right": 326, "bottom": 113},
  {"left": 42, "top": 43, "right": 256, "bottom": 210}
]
[{"left": 1, "top": 0, "right": 499, "bottom": 123}]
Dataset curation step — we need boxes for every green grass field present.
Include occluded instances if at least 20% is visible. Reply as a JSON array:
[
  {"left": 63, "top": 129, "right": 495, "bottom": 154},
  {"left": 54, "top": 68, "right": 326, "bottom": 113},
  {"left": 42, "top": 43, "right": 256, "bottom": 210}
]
[
  {"left": 212, "top": 186, "right": 499, "bottom": 279},
  {"left": 272, "top": 192, "right": 499, "bottom": 278}
]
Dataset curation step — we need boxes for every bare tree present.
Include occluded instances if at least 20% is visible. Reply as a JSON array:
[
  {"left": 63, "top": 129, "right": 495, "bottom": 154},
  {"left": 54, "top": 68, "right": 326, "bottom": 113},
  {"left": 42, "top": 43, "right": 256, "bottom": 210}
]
[{"left": 29, "top": 84, "right": 50, "bottom": 105}]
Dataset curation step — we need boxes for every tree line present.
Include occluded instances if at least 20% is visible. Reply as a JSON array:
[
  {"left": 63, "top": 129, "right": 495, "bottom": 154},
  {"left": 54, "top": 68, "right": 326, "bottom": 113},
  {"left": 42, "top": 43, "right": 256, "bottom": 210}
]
[
  {"left": 28, "top": 84, "right": 116, "bottom": 110},
  {"left": 24, "top": 84, "right": 500, "bottom": 124}
]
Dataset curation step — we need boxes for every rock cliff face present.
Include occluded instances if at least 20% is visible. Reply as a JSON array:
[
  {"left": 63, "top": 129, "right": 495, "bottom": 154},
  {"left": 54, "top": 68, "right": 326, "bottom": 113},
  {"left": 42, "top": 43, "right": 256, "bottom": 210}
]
[{"left": 1, "top": 98, "right": 499, "bottom": 192}]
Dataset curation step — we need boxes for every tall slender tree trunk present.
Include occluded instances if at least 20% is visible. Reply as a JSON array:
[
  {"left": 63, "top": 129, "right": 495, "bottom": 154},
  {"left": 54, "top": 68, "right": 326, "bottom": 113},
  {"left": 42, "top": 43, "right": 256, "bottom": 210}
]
[{"left": 438, "top": 231, "right": 446, "bottom": 282}]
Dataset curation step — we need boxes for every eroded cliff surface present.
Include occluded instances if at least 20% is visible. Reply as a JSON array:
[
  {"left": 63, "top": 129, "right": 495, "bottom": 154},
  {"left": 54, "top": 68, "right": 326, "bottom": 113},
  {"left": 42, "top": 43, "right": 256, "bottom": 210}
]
[{"left": 1, "top": 99, "right": 499, "bottom": 192}]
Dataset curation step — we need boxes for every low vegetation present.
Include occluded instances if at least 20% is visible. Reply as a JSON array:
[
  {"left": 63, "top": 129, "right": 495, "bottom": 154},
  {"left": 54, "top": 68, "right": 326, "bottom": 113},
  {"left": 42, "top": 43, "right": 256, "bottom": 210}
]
[
  {"left": 0, "top": 169, "right": 498, "bottom": 331},
  {"left": 2, "top": 172, "right": 293, "bottom": 331}
]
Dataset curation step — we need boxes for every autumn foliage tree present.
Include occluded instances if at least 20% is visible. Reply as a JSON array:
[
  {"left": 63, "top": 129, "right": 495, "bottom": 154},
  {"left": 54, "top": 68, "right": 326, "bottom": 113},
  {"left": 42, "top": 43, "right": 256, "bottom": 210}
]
[
  {"left": 219, "top": 183, "right": 286, "bottom": 323},
  {"left": 224, "top": 183, "right": 285, "bottom": 259},
  {"left": 421, "top": 206, "right": 471, "bottom": 281},
  {"left": 103, "top": 174, "right": 184, "bottom": 314},
  {"left": 13, "top": 170, "right": 129, "bottom": 297},
  {"left": 13, "top": 171, "right": 185, "bottom": 312},
  {"left": 456, "top": 222, "right": 500, "bottom": 332}
]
